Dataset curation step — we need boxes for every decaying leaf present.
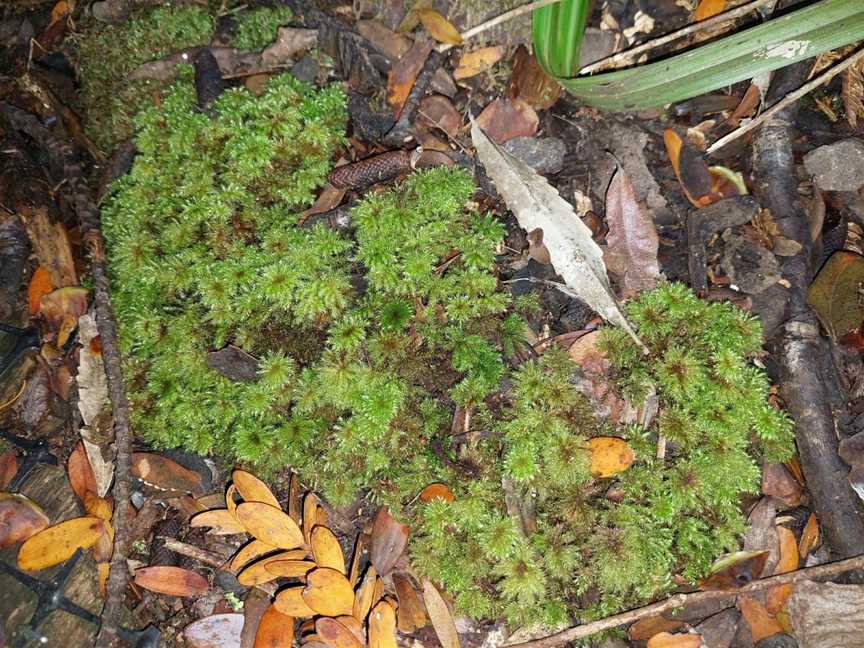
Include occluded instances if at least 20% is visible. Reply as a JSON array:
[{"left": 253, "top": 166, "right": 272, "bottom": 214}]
[
  {"left": 585, "top": 437, "right": 634, "bottom": 478},
  {"left": 509, "top": 45, "right": 561, "bottom": 111},
  {"left": 761, "top": 463, "right": 803, "bottom": 508},
  {"left": 353, "top": 566, "right": 378, "bottom": 622},
  {"left": 842, "top": 55, "right": 864, "bottom": 128},
  {"left": 28, "top": 266, "right": 53, "bottom": 316},
  {"left": 766, "top": 526, "right": 799, "bottom": 614},
  {"left": 416, "top": 95, "right": 462, "bottom": 138},
  {"left": 260, "top": 27, "right": 318, "bottom": 68},
  {"left": 393, "top": 573, "right": 427, "bottom": 632},
  {"left": 422, "top": 579, "right": 460, "bottom": 648},
  {"left": 738, "top": 595, "right": 784, "bottom": 643},
  {"left": 646, "top": 632, "right": 702, "bottom": 648},
  {"left": 76, "top": 314, "right": 109, "bottom": 429},
  {"left": 453, "top": 47, "right": 503, "bottom": 80},
  {"left": 17, "top": 516, "right": 106, "bottom": 571},
  {"left": 254, "top": 604, "right": 294, "bottom": 648},
  {"left": 38, "top": 286, "right": 88, "bottom": 348},
  {"left": 799, "top": 513, "right": 819, "bottom": 558},
  {"left": 604, "top": 166, "right": 661, "bottom": 295},
  {"left": 471, "top": 118, "right": 644, "bottom": 349},
  {"left": 693, "top": 0, "right": 726, "bottom": 21},
  {"left": 369, "top": 601, "right": 397, "bottom": 648},
  {"left": 419, "top": 483, "right": 454, "bottom": 503},
  {"left": 131, "top": 452, "right": 204, "bottom": 495},
  {"left": 236, "top": 502, "right": 305, "bottom": 549},
  {"left": 628, "top": 616, "right": 686, "bottom": 641},
  {"left": 300, "top": 184, "right": 347, "bottom": 223},
  {"left": 415, "top": 9, "right": 461, "bottom": 45},
  {"left": 475, "top": 98, "right": 538, "bottom": 145},
  {"left": 311, "top": 525, "right": 345, "bottom": 573},
  {"left": 0, "top": 451, "right": 16, "bottom": 490},
  {"left": 807, "top": 251, "right": 864, "bottom": 339},
  {"left": 0, "top": 493, "right": 49, "bottom": 548},
  {"left": 238, "top": 550, "right": 309, "bottom": 586},
  {"left": 191, "top": 508, "right": 247, "bottom": 535},
  {"left": 67, "top": 440, "right": 98, "bottom": 502},
  {"left": 303, "top": 567, "right": 356, "bottom": 616},
  {"left": 184, "top": 613, "right": 245, "bottom": 648},
  {"left": 231, "top": 538, "right": 279, "bottom": 571},
  {"left": 369, "top": 508, "right": 408, "bottom": 576},
  {"left": 356, "top": 20, "right": 412, "bottom": 61},
  {"left": 275, "top": 586, "right": 316, "bottom": 617},
  {"left": 232, "top": 469, "right": 281, "bottom": 509},
  {"left": 316, "top": 617, "right": 364, "bottom": 648},
  {"left": 387, "top": 39, "right": 434, "bottom": 118},
  {"left": 135, "top": 565, "right": 209, "bottom": 597},
  {"left": 700, "top": 551, "right": 769, "bottom": 591}
]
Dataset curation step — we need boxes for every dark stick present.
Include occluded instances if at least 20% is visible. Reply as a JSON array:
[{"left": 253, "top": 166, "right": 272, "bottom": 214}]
[{"left": 0, "top": 103, "right": 135, "bottom": 646}]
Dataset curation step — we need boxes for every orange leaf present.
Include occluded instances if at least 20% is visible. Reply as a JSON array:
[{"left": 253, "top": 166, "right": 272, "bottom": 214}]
[
  {"left": 131, "top": 452, "right": 203, "bottom": 495},
  {"left": 663, "top": 129, "right": 713, "bottom": 207},
  {"left": 585, "top": 437, "right": 634, "bottom": 478},
  {"left": 699, "top": 551, "right": 769, "bottom": 591},
  {"left": 311, "top": 525, "right": 345, "bottom": 573},
  {"left": 369, "top": 508, "right": 408, "bottom": 576},
  {"left": 254, "top": 604, "right": 295, "bottom": 648},
  {"left": 232, "top": 469, "right": 281, "bottom": 509},
  {"left": 628, "top": 615, "right": 685, "bottom": 641},
  {"left": 415, "top": 9, "right": 462, "bottom": 45},
  {"left": 739, "top": 595, "right": 784, "bottom": 643},
  {"left": 288, "top": 473, "right": 301, "bottom": 525},
  {"left": 235, "top": 502, "right": 305, "bottom": 549},
  {"left": 190, "top": 509, "right": 247, "bottom": 535},
  {"left": 453, "top": 47, "right": 503, "bottom": 80},
  {"left": 422, "top": 579, "right": 460, "bottom": 648},
  {"left": 275, "top": 586, "right": 316, "bottom": 618},
  {"left": 419, "top": 483, "right": 454, "bottom": 503},
  {"left": 387, "top": 40, "right": 434, "bottom": 118},
  {"left": 369, "top": 601, "right": 397, "bottom": 648},
  {"left": 302, "top": 567, "right": 355, "bottom": 617},
  {"left": 766, "top": 526, "right": 799, "bottom": 614},
  {"left": 394, "top": 572, "right": 427, "bottom": 632},
  {"left": 135, "top": 565, "right": 209, "bottom": 597},
  {"left": 17, "top": 516, "right": 105, "bottom": 571},
  {"left": 83, "top": 492, "right": 113, "bottom": 522},
  {"left": 264, "top": 559, "right": 316, "bottom": 578},
  {"left": 694, "top": 0, "right": 726, "bottom": 21},
  {"left": 67, "top": 441, "right": 98, "bottom": 502},
  {"left": 49, "top": 0, "right": 71, "bottom": 23},
  {"left": 238, "top": 550, "right": 309, "bottom": 586},
  {"left": 646, "top": 632, "right": 703, "bottom": 648},
  {"left": 353, "top": 565, "right": 378, "bottom": 622},
  {"left": 28, "top": 266, "right": 53, "bottom": 316},
  {"left": 799, "top": 513, "right": 820, "bottom": 558},
  {"left": 316, "top": 617, "right": 364, "bottom": 648},
  {"left": 0, "top": 493, "right": 49, "bottom": 548},
  {"left": 230, "top": 538, "right": 278, "bottom": 572}
]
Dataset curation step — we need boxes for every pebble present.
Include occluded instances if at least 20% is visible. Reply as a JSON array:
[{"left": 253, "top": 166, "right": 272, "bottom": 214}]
[
  {"left": 502, "top": 137, "right": 567, "bottom": 175},
  {"left": 803, "top": 138, "right": 864, "bottom": 191}
]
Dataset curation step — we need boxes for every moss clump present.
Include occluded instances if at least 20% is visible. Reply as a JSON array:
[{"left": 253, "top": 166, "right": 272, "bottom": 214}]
[
  {"left": 231, "top": 6, "right": 293, "bottom": 50},
  {"left": 104, "top": 70, "right": 794, "bottom": 628},
  {"left": 68, "top": 5, "right": 214, "bottom": 151}
]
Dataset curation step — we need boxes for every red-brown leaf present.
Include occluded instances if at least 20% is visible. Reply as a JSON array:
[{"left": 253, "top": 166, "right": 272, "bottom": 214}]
[
  {"left": 475, "top": 97, "right": 538, "bottom": 144},
  {"left": 67, "top": 441, "right": 98, "bottom": 502},
  {"left": 0, "top": 449, "right": 17, "bottom": 490},
  {"left": 369, "top": 508, "right": 408, "bottom": 576},
  {"left": 254, "top": 604, "right": 294, "bottom": 648},
  {"left": 131, "top": 452, "right": 203, "bottom": 495},
  {"left": 134, "top": 565, "right": 209, "bottom": 597},
  {"left": 387, "top": 40, "right": 433, "bottom": 118}
]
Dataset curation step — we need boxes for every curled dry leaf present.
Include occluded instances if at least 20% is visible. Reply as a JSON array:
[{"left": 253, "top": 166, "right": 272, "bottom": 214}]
[
  {"left": 303, "top": 492, "right": 320, "bottom": 546},
  {"left": 236, "top": 502, "right": 305, "bottom": 549},
  {"left": 419, "top": 483, "right": 454, "bottom": 503},
  {"left": 353, "top": 565, "right": 378, "bottom": 622},
  {"left": 766, "top": 526, "right": 799, "bottom": 614},
  {"left": 475, "top": 98, "right": 539, "bottom": 144},
  {"left": 38, "top": 286, "right": 88, "bottom": 347},
  {"left": 275, "top": 586, "right": 316, "bottom": 617},
  {"left": 585, "top": 437, "right": 634, "bottom": 478},
  {"left": 316, "top": 617, "right": 363, "bottom": 648},
  {"left": 369, "top": 508, "right": 408, "bottom": 576},
  {"left": 191, "top": 509, "right": 247, "bottom": 535},
  {"left": 422, "top": 579, "right": 460, "bottom": 648},
  {"left": 311, "top": 525, "right": 345, "bottom": 573},
  {"left": 135, "top": 565, "right": 209, "bottom": 597},
  {"left": 231, "top": 538, "right": 278, "bottom": 572},
  {"left": 67, "top": 440, "right": 97, "bottom": 502},
  {"left": 254, "top": 604, "right": 294, "bottom": 648},
  {"left": 393, "top": 573, "right": 427, "bottom": 632},
  {"left": 303, "top": 567, "right": 356, "bottom": 617},
  {"left": 17, "top": 516, "right": 105, "bottom": 571},
  {"left": 369, "top": 601, "right": 397, "bottom": 648},
  {"left": 0, "top": 493, "right": 49, "bottom": 548},
  {"left": 453, "top": 47, "right": 503, "bottom": 81},
  {"left": 415, "top": 9, "right": 462, "bottom": 45},
  {"left": 238, "top": 549, "right": 309, "bottom": 586},
  {"left": 131, "top": 452, "right": 204, "bottom": 495},
  {"left": 232, "top": 469, "right": 281, "bottom": 509}
]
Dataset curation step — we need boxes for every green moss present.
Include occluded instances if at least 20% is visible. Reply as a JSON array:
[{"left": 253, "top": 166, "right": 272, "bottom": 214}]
[
  {"left": 231, "top": 6, "right": 293, "bottom": 50},
  {"left": 104, "top": 70, "right": 794, "bottom": 628}
]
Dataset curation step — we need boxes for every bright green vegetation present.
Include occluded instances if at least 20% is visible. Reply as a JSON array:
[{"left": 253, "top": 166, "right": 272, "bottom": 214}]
[
  {"left": 231, "top": 5, "right": 293, "bottom": 50},
  {"left": 104, "top": 70, "right": 794, "bottom": 626}
]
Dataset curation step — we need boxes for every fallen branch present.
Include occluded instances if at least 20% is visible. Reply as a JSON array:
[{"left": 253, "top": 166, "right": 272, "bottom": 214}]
[
  {"left": 0, "top": 103, "right": 135, "bottom": 648},
  {"left": 507, "top": 554, "right": 864, "bottom": 648},
  {"left": 159, "top": 538, "right": 229, "bottom": 569}
]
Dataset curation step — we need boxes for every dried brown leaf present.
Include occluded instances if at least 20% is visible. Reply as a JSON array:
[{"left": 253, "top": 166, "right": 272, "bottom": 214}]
[
  {"left": 0, "top": 493, "right": 49, "bottom": 548},
  {"left": 254, "top": 604, "right": 294, "bottom": 648},
  {"left": 421, "top": 579, "right": 460, "bottom": 648},
  {"left": 131, "top": 452, "right": 203, "bottom": 495},
  {"left": 475, "top": 98, "right": 538, "bottom": 145},
  {"left": 509, "top": 45, "right": 561, "bottom": 111},
  {"left": 453, "top": 47, "right": 503, "bottom": 81},
  {"left": 369, "top": 508, "right": 408, "bottom": 576},
  {"left": 135, "top": 565, "right": 209, "bottom": 597},
  {"left": 236, "top": 502, "right": 305, "bottom": 549},
  {"left": 415, "top": 9, "right": 461, "bottom": 45},
  {"left": 387, "top": 40, "right": 433, "bottom": 118}
]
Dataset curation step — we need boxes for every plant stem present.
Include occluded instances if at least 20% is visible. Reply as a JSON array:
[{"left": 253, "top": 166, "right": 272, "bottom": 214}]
[
  {"left": 436, "top": 0, "right": 563, "bottom": 53},
  {"left": 580, "top": 0, "right": 777, "bottom": 75},
  {"left": 707, "top": 46, "right": 864, "bottom": 154},
  {"left": 507, "top": 554, "right": 864, "bottom": 648}
]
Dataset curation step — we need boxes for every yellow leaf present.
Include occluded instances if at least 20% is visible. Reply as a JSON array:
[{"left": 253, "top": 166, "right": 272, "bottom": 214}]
[
  {"left": 254, "top": 604, "right": 294, "bottom": 648},
  {"left": 17, "top": 516, "right": 105, "bottom": 571},
  {"left": 232, "top": 469, "right": 281, "bottom": 509},
  {"left": 303, "top": 492, "right": 319, "bottom": 546},
  {"left": 190, "top": 508, "right": 246, "bottom": 535},
  {"left": 415, "top": 8, "right": 462, "bottom": 45},
  {"left": 237, "top": 549, "right": 308, "bottom": 586},
  {"left": 275, "top": 586, "right": 316, "bottom": 618},
  {"left": 311, "top": 525, "right": 345, "bottom": 573},
  {"left": 369, "top": 601, "right": 398, "bottom": 648},
  {"left": 739, "top": 595, "right": 784, "bottom": 643},
  {"left": 353, "top": 565, "right": 378, "bottom": 622},
  {"left": 646, "top": 632, "right": 703, "bottom": 648},
  {"left": 394, "top": 573, "right": 427, "bottom": 632},
  {"left": 264, "top": 559, "right": 317, "bottom": 578},
  {"left": 585, "top": 437, "right": 634, "bottom": 478},
  {"left": 226, "top": 484, "right": 238, "bottom": 518},
  {"left": 315, "top": 617, "right": 364, "bottom": 648},
  {"left": 422, "top": 579, "right": 460, "bottom": 648},
  {"left": 235, "top": 502, "right": 305, "bottom": 549},
  {"left": 766, "top": 526, "right": 799, "bottom": 614},
  {"left": 453, "top": 47, "right": 503, "bottom": 80},
  {"left": 83, "top": 492, "right": 112, "bottom": 522},
  {"left": 231, "top": 538, "right": 279, "bottom": 572},
  {"left": 97, "top": 561, "right": 110, "bottom": 598},
  {"left": 302, "top": 567, "right": 355, "bottom": 616}
]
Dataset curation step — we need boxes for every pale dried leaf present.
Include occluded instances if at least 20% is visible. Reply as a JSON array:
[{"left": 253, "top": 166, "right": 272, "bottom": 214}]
[{"left": 421, "top": 579, "right": 460, "bottom": 648}]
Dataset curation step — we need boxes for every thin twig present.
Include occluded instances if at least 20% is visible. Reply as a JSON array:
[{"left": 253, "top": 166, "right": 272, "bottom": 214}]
[
  {"left": 159, "top": 538, "right": 230, "bottom": 569},
  {"left": 436, "top": 0, "right": 563, "bottom": 53},
  {"left": 707, "top": 46, "right": 864, "bottom": 154},
  {"left": 507, "top": 554, "right": 864, "bottom": 648},
  {"left": 580, "top": 0, "right": 776, "bottom": 75}
]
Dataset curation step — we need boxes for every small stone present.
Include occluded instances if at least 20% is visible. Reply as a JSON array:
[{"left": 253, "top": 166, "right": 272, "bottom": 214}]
[
  {"left": 755, "top": 634, "right": 798, "bottom": 648},
  {"left": 291, "top": 55, "right": 319, "bottom": 84},
  {"left": 695, "top": 608, "right": 739, "bottom": 648},
  {"left": 803, "top": 138, "right": 864, "bottom": 192},
  {"left": 502, "top": 137, "right": 567, "bottom": 175},
  {"left": 205, "top": 345, "right": 259, "bottom": 382}
]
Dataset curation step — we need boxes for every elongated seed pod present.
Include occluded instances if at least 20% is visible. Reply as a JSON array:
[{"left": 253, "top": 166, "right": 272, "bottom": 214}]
[{"left": 329, "top": 150, "right": 413, "bottom": 190}]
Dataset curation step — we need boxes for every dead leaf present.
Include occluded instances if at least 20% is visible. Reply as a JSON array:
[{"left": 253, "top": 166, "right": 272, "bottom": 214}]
[
  {"left": 260, "top": 27, "right": 318, "bottom": 68},
  {"left": 628, "top": 616, "right": 685, "bottom": 641},
  {"left": 0, "top": 493, "right": 49, "bottom": 548},
  {"left": 300, "top": 184, "right": 346, "bottom": 223},
  {"left": 453, "top": 47, "right": 503, "bottom": 80},
  {"left": 132, "top": 452, "right": 203, "bottom": 495},
  {"left": 728, "top": 83, "right": 761, "bottom": 128},
  {"left": 135, "top": 565, "right": 209, "bottom": 597},
  {"left": 17, "top": 516, "right": 106, "bottom": 571},
  {"left": 799, "top": 514, "right": 819, "bottom": 558},
  {"left": 416, "top": 95, "right": 461, "bottom": 138},
  {"left": 369, "top": 601, "right": 397, "bottom": 648},
  {"left": 353, "top": 565, "right": 378, "bottom": 622},
  {"left": 422, "top": 579, "right": 460, "bottom": 648},
  {"left": 369, "top": 508, "right": 408, "bottom": 576},
  {"left": 664, "top": 129, "right": 713, "bottom": 207},
  {"left": 184, "top": 613, "right": 245, "bottom": 648},
  {"left": 302, "top": 567, "right": 355, "bottom": 616},
  {"left": 18, "top": 209, "right": 77, "bottom": 289},
  {"left": 419, "top": 483, "right": 454, "bottom": 503},
  {"left": 693, "top": 0, "right": 726, "bottom": 21},
  {"left": 0, "top": 451, "right": 16, "bottom": 490},
  {"left": 316, "top": 617, "right": 364, "bottom": 648},
  {"left": 302, "top": 492, "right": 321, "bottom": 546},
  {"left": 67, "top": 441, "right": 98, "bottom": 502},
  {"left": 700, "top": 551, "right": 769, "bottom": 591},
  {"left": 475, "top": 98, "right": 539, "bottom": 144},
  {"left": 264, "top": 559, "right": 317, "bottom": 578},
  {"left": 191, "top": 508, "right": 247, "bottom": 535},
  {"left": 843, "top": 56, "right": 864, "bottom": 128},
  {"left": 761, "top": 463, "right": 803, "bottom": 508},
  {"left": 526, "top": 228, "right": 551, "bottom": 265},
  {"left": 275, "top": 586, "right": 316, "bottom": 617},
  {"left": 807, "top": 251, "right": 864, "bottom": 339},
  {"left": 585, "top": 437, "right": 634, "bottom": 478},
  {"left": 254, "top": 604, "right": 294, "bottom": 648},
  {"left": 231, "top": 538, "right": 279, "bottom": 572},
  {"left": 415, "top": 9, "right": 461, "bottom": 45},
  {"left": 646, "top": 632, "right": 702, "bottom": 648},
  {"left": 77, "top": 314, "right": 109, "bottom": 429},
  {"left": 232, "top": 469, "right": 281, "bottom": 509},
  {"left": 38, "top": 286, "right": 88, "bottom": 348},
  {"left": 766, "top": 526, "right": 799, "bottom": 615},
  {"left": 311, "top": 525, "right": 345, "bottom": 573},
  {"left": 357, "top": 21, "right": 411, "bottom": 61},
  {"left": 288, "top": 473, "right": 301, "bottom": 525},
  {"left": 604, "top": 166, "right": 661, "bottom": 295},
  {"left": 238, "top": 550, "right": 309, "bottom": 586},
  {"left": 396, "top": 0, "right": 432, "bottom": 33},
  {"left": 28, "top": 266, "right": 53, "bottom": 316},
  {"left": 739, "top": 595, "right": 784, "bottom": 643},
  {"left": 235, "top": 502, "right": 305, "bottom": 549},
  {"left": 387, "top": 40, "right": 434, "bottom": 118},
  {"left": 509, "top": 45, "right": 561, "bottom": 111},
  {"left": 393, "top": 573, "right": 427, "bottom": 632}
]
